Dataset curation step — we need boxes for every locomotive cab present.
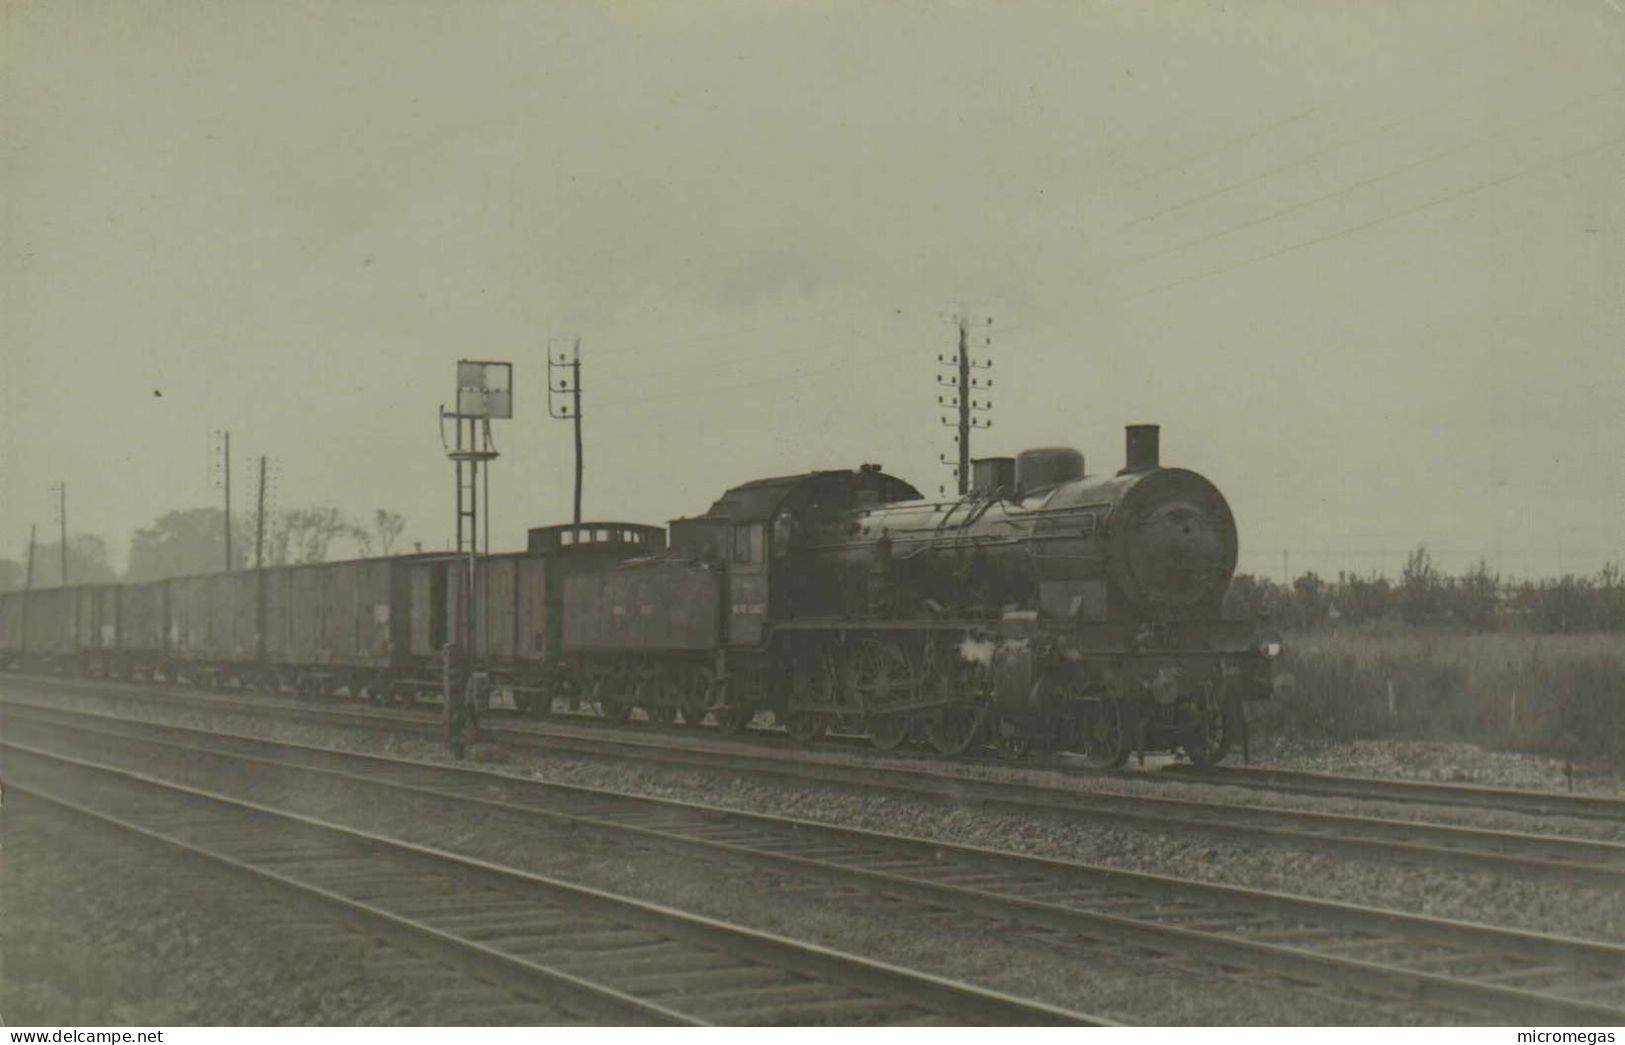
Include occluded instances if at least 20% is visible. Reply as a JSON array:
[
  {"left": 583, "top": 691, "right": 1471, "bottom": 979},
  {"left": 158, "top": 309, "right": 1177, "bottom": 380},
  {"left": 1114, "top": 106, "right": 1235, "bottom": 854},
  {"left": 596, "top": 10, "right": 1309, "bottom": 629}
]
[{"left": 670, "top": 467, "right": 923, "bottom": 644}]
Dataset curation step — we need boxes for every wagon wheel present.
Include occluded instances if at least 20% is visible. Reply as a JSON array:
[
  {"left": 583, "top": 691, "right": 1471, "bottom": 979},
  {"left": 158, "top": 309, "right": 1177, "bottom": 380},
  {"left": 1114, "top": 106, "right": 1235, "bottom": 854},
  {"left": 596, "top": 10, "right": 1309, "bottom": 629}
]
[
  {"left": 713, "top": 677, "right": 756, "bottom": 735},
  {"left": 714, "top": 703, "right": 754, "bottom": 734},
  {"left": 677, "top": 664, "right": 714, "bottom": 727},
  {"left": 924, "top": 704, "right": 985, "bottom": 756},
  {"left": 637, "top": 670, "right": 684, "bottom": 727},
  {"left": 866, "top": 713, "right": 912, "bottom": 751},
  {"left": 1081, "top": 701, "right": 1131, "bottom": 769},
  {"left": 994, "top": 717, "right": 1033, "bottom": 761},
  {"left": 591, "top": 671, "right": 633, "bottom": 724},
  {"left": 525, "top": 682, "right": 554, "bottom": 716},
  {"left": 784, "top": 651, "right": 837, "bottom": 743}
]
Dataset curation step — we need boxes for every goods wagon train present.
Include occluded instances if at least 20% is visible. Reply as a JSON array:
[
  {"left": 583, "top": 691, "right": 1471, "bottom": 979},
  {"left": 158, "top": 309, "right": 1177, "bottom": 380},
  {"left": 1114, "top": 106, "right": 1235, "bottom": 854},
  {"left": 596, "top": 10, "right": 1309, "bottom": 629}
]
[
  {"left": 0, "top": 528, "right": 662, "bottom": 701},
  {"left": 0, "top": 424, "right": 1281, "bottom": 766}
]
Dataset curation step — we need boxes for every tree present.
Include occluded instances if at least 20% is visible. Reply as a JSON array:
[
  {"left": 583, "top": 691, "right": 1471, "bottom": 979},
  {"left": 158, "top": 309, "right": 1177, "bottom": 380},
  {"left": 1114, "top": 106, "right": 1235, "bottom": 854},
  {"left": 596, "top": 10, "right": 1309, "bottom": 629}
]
[
  {"left": 267, "top": 507, "right": 364, "bottom": 564},
  {"left": 31, "top": 535, "right": 119, "bottom": 586},
  {"left": 0, "top": 557, "right": 26, "bottom": 593},
  {"left": 1291, "top": 571, "right": 1328, "bottom": 629},
  {"left": 1450, "top": 560, "right": 1500, "bottom": 630},
  {"left": 373, "top": 509, "right": 406, "bottom": 556},
  {"left": 1400, "top": 545, "right": 1442, "bottom": 626},
  {"left": 127, "top": 508, "right": 248, "bottom": 581}
]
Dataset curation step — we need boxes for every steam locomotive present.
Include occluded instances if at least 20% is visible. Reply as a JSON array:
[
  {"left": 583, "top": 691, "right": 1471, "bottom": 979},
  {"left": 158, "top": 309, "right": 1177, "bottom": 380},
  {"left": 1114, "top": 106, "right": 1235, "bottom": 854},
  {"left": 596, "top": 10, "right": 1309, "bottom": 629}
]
[{"left": 0, "top": 424, "right": 1279, "bottom": 765}]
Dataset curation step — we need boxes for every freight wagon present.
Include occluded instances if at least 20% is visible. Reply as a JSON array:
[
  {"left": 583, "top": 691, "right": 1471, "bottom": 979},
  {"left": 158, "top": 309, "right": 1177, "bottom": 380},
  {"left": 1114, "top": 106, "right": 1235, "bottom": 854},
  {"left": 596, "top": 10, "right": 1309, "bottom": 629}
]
[{"left": 0, "top": 525, "right": 670, "bottom": 709}]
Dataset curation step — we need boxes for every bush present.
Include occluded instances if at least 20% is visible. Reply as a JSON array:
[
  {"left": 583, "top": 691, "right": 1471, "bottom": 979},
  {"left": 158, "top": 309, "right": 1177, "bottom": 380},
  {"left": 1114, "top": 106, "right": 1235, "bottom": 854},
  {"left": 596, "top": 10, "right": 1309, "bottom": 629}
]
[
  {"left": 1225, "top": 555, "right": 1625, "bottom": 634},
  {"left": 1251, "top": 631, "right": 1624, "bottom": 766}
]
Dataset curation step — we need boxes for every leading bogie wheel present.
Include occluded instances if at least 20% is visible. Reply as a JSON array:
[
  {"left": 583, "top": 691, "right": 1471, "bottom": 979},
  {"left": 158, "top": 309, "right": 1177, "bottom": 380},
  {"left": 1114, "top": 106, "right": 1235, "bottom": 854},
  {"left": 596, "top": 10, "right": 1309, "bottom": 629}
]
[
  {"left": 924, "top": 704, "right": 984, "bottom": 756},
  {"left": 994, "top": 717, "right": 1032, "bottom": 761},
  {"left": 1182, "top": 698, "right": 1241, "bottom": 768},
  {"left": 1081, "top": 701, "right": 1131, "bottom": 769}
]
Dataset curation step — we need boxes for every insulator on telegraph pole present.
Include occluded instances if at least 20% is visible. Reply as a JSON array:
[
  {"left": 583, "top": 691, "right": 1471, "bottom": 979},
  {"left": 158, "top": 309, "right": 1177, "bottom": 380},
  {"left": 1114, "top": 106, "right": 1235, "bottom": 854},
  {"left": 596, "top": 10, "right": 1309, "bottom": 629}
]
[
  {"left": 936, "top": 308, "right": 993, "bottom": 496},
  {"left": 547, "top": 337, "right": 584, "bottom": 529},
  {"left": 48, "top": 482, "right": 67, "bottom": 587}
]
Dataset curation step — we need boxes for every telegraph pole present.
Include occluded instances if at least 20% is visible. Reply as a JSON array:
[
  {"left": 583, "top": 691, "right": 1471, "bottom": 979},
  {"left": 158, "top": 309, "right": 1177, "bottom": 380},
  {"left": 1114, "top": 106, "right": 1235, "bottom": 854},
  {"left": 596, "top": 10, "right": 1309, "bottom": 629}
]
[
  {"left": 548, "top": 338, "right": 584, "bottom": 527},
  {"left": 937, "top": 311, "right": 993, "bottom": 495},
  {"left": 255, "top": 455, "right": 268, "bottom": 663},
  {"left": 21, "top": 524, "right": 36, "bottom": 657},
  {"left": 49, "top": 482, "right": 67, "bottom": 585},
  {"left": 224, "top": 431, "right": 232, "bottom": 570},
  {"left": 255, "top": 456, "right": 267, "bottom": 571},
  {"left": 956, "top": 320, "right": 970, "bottom": 493}
]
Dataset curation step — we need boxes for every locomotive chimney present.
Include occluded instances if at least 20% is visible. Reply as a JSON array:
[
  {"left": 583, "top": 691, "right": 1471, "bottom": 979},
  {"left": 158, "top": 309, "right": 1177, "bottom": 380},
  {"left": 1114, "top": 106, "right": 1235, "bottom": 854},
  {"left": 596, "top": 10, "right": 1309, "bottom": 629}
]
[{"left": 1122, "top": 424, "right": 1160, "bottom": 474}]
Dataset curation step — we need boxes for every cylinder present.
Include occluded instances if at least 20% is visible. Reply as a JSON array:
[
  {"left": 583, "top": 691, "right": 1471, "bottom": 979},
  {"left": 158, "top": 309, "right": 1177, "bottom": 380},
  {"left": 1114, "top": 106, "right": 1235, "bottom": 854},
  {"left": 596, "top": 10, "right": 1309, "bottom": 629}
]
[{"left": 1124, "top": 424, "right": 1160, "bottom": 473}]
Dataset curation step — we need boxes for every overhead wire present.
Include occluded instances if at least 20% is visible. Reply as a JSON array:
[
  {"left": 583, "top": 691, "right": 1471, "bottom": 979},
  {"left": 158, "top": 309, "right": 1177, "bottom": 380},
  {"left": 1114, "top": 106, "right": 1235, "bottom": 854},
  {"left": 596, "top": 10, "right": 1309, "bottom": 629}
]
[
  {"left": 1120, "top": 37, "right": 1535, "bottom": 233},
  {"left": 1116, "top": 27, "right": 1504, "bottom": 191},
  {"left": 1119, "top": 80, "right": 1623, "bottom": 274},
  {"left": 1120, "top": 126, "right": 1625, "bottom": 303},
  {"left": 594, "top": 328, "right": 909, "bottom": 409}
]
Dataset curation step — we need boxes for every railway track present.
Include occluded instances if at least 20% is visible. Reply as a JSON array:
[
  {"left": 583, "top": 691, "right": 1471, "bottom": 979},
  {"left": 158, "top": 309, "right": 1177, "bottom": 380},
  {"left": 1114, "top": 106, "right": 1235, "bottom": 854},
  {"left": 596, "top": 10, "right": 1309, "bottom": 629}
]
[
  {"left": 2, "top": 735, "right": 1105, "bottom": 1027},
  {"left": 6, "top": 700, "right": 1625, "bottom": 1025},
  {"left": 9, "top": 670, "right": 1618, "bottom": 824},
  {"left": 7, "top": 675, "right": 1624, "bottom": 889},
  {"left": 1, "top": 790, "right": 581, "bottom": 1025},
  {"left": 1164, "top": 764, "right": 1625, "bottom": 823}
]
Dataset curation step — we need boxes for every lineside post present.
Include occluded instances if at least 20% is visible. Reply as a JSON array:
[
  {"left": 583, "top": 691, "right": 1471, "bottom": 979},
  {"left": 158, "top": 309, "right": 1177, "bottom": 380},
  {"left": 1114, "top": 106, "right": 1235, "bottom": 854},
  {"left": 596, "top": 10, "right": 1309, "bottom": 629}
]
[
  {"left": 937, "top": 311, "right": 993, "bottom": 496},
  {"left": 21, "top": 523, "right": 36, "bottom": 661},
  {"left": 439, "top": 359, "right": 511, "bottom": 759},
  {"left": 547, "top": 338, "right": 584, "bottom": 527}
]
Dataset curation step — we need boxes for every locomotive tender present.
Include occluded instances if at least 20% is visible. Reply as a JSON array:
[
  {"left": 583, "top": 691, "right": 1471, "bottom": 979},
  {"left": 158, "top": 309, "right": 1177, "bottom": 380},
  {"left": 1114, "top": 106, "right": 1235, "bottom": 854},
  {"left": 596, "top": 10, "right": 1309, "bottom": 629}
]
[{"left": 0, "top": 424, "right": 1279, "bottom": 765}]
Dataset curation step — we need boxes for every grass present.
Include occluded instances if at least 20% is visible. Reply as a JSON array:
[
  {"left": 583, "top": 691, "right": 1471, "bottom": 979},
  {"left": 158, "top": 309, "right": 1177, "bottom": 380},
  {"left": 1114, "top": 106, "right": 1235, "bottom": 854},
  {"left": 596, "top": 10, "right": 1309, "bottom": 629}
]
[{"left": 1252, "top": 627, "right": 1624, "bottom": 768}]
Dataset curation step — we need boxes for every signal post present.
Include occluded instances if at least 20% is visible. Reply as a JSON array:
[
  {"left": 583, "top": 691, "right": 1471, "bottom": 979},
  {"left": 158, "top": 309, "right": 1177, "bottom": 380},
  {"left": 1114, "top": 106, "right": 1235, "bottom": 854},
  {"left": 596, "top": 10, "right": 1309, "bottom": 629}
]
[{"left": 439, "top": 359, "right": 512, "bottom": 758}]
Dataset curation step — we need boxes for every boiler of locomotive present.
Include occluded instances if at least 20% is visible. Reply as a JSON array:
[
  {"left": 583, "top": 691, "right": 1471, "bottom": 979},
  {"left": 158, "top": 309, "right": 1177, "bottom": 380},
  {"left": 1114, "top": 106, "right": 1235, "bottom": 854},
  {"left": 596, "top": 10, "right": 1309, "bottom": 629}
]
[{"left": 806, "top": 425, "right": 1239, "bottom": 622}]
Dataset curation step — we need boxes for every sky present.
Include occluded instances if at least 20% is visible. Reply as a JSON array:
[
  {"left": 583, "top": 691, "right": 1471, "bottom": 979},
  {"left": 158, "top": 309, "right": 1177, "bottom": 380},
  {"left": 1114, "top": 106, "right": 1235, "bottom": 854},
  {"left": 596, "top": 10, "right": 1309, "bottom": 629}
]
[{"left": 3, "top": 0, "right": 1623, "bottom": 582}]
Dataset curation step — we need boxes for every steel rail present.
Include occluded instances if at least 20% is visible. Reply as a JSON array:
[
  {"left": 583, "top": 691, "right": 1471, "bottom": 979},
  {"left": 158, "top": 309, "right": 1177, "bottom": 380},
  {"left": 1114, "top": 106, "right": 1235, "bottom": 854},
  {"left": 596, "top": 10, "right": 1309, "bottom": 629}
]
[
  {"left": 1162, "top": 763, "right": 1625, "bottom": 823},
  {"left": 12, "top": 669, "right": 1617, "bottom": 822},
  {"left": 3, "top": 783, "right": 695, "bottom": 1025},
  {"left": 6, "top": 675, "right": 1623, "bottom": 888},
  {"left": 2, "top": 738, "right": 1108, "bottom": 1027},
  {"left": 8, "top": 703, "right": 1625, "bottom": 1025}
]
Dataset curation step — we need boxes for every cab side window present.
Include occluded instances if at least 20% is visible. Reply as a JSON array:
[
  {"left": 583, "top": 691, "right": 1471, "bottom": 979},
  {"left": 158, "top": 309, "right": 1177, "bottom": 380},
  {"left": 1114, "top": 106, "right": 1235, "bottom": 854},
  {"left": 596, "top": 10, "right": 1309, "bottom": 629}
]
[{"left": 732, "top": 523, "right": 765, "bottom": 564}]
